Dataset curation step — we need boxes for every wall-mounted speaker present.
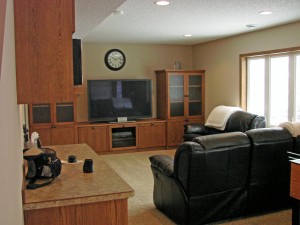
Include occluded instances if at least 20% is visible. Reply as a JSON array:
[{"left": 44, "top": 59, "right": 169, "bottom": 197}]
[{"left": 73, "top": 39, "right": 82, "bottom": 86}]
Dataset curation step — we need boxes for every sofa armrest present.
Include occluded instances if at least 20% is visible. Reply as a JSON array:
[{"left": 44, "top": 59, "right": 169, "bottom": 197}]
[
  {"left": 149, "top": 155, "right": 174, "bottom": 177},
  {"left": 250, "top": 115, "right": 266, "bottom": 129}
]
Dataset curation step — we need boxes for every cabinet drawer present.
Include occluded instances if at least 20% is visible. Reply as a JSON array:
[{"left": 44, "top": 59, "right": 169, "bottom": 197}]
[{"left": 290, "top": 163, "right": 300, "bottom": 200}]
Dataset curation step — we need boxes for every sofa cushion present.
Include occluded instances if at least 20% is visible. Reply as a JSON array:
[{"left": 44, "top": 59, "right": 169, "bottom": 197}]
[
  {"left": 205, "top": 105, "right": 241, "bottom": 130},
  {"left": 193, "top": 132, "right": 250, "bottom": 149},
  {"left": 174, "top": 132, "right": 251, "bottom": 197},
  {"left": 225, "top": 111, "right": 257, "bottom": 132},
  {"left": 245, "top": 127, "right": 292, "bottom": 213}
]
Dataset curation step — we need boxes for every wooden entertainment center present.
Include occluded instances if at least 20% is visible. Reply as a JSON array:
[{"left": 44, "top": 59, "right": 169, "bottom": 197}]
[
  {"left": 28, "top": 102, "right": 168, "bottom": 153},
  {"left": 26, "top": 69, "right": 205, "bottom": 153}
]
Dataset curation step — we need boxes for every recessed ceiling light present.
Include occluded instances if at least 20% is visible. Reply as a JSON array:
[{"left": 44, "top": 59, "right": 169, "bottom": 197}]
[
  {"left": 183, "top": 34, "right": 192, "bottom": 37},
  {"left": 246, "top": 24, "right": 257, "bottom": 28},
  {"left": 155, "top": 1, "right": 170, "bottom": 6},
  {"left": 259, "top": 11, "right": 272, "bottom": 15}
]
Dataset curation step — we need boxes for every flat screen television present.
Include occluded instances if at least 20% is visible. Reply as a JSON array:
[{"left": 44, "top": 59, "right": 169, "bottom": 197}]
[{"left": 87, "top": 79, "right": 152, "bottom": 122}]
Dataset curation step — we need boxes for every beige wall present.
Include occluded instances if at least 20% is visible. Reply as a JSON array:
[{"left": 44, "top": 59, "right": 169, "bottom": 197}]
[
  {"left": 79, "top": 22, "right": 300, "bottom": 122},
  {"left": 193, "top": 21, "right": 300, "bottom": 119},
  {"left": 0, "top": 0, "right": 24, "bottom": 224},
  {"left": 77, "top": 43, "right": 193, "bottom": 121},
  {"left": 0, "top": 0, "right": 6, "bottom": 75}
]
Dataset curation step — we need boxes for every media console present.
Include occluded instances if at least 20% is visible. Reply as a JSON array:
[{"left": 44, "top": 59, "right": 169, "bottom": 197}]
[
  {"left": 77, "top": 119, "right": 167, "bottom": 154},
  {"left": 27, "top": 70, "right": 205, "bottom": 152}
]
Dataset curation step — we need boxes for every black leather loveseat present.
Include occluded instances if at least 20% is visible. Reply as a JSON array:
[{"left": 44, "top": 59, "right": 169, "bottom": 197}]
[
  {"left": 150, "top": 127, "right": 293, "bottom": 225},
  {"left": 184, "top": 110, "right": 266, "bottom": 141}
]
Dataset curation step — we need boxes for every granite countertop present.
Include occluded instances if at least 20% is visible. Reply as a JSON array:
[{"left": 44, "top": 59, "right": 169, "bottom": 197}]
[{"left": 23, "top": 144, "right": 134, "bottom": 210}]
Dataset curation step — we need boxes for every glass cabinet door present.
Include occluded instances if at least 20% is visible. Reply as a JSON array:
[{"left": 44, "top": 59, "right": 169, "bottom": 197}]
[
  {"left": 169, "top": 74, "right": 184, "bottom": 117},
  {"left": 188, "top": 75, "right": 202, "bottom": 116},
  {"left": 56, "top": 103, "right": 74, "bottom": 123},
  {"left": 32, "top": 104, "right": 51, "bottom": 124}
]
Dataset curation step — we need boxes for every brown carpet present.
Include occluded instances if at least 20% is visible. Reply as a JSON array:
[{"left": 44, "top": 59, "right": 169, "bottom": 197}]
[{"left": 102, "top": 149, "right": 292, "bottom": 225}]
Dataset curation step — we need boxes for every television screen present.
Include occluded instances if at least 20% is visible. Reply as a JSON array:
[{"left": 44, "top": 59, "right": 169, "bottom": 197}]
[{"left": 87, "top": 79, "right": 152, "bottom": 122}]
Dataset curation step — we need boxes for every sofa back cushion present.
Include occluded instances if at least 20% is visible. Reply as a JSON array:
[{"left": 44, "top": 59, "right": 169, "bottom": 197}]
[
  {"left": 174, "top": 132, "right": 251, "bottom": 197},
  {"left": 225, "top": 111, "right": 266, "bottom": 132},
  {"left": 245, "top": 127, "right": 292, "bottom": 213}
]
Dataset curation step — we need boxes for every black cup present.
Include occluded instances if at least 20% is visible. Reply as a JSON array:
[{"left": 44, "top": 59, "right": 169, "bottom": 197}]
[
  {"left": 68, "top": 155, "right": 77, "bottom": 163},
  {"left": 83, "top": 159, "right": 93, "bottom": 173}
]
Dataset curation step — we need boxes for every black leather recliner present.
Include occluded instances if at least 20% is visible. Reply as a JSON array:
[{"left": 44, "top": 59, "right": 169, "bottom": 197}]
[
  {"left": 150, "top": 127, "right": 292, "bottom": 225},
  {"left": 245, "top": 128, "right": 292, "bottom": 214},
  {"left": 184, "top": 110, "right": 266, "bottom": 141}
]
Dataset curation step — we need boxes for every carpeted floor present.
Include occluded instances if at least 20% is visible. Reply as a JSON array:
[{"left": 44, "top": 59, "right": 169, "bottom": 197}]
[{"left": 102, "top": 149, "right": 292, "bottom": 225}]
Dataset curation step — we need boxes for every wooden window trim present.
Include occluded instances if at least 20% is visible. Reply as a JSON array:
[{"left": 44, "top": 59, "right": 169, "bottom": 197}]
[{"left": 239, "top": 46, "right": 300, "bottom": 111}]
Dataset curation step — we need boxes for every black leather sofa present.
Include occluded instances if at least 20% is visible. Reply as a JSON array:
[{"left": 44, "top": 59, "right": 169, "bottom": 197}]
[
  {"left": 184, "top": 110, "right": 266, "bottom": 141},
  {"left": 150, "top": 127, "right": 293, "bottom": 225}
]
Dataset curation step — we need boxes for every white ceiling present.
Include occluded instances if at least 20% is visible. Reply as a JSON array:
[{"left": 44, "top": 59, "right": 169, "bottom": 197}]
[{"left": 74, "top": 0, "right": 300, "bottom": 45}]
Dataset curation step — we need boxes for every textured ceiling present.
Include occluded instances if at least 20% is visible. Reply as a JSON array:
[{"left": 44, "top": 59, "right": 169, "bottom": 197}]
[
  {"left": 73, "top": 0, "right": 126, "bottom": 39},
  {"left": 74, "top": 0, "right": 300, "bottom": 45}
]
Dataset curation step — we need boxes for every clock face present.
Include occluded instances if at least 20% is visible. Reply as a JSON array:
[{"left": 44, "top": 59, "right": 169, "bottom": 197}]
[{"left": 104, "top": 49, "right": 126, "bottom": 71}]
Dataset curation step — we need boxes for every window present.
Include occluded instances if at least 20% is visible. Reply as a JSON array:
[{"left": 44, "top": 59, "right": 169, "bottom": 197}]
[
  {"left": 241, "top": 48, "right": 300, "bottom": 126},
  {"left": 296, "top": 55, "right": 300, "bottom": 121}
]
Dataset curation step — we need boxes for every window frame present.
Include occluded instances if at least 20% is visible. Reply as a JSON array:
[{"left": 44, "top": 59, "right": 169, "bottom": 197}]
[{"left": 240, "top": 46, "right": 300, "bottom": 126}]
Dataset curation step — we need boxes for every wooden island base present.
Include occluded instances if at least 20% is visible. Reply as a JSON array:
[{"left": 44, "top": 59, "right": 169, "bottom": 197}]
[
  {"left": 24, "top": 199, "right": 128, "bottom": 225},
  {"left": 22, "top": 144, "right": 134, "bottom": 225}
]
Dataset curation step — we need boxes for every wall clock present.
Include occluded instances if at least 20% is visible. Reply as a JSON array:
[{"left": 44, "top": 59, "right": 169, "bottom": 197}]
[{"left": 104, "top": 49, "right": 126, "bottom": 71}]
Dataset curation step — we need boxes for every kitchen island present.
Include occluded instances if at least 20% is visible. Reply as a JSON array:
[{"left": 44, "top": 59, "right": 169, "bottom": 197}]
[{"left": 22, "top": 144, "right": 134, "bottom": 225}]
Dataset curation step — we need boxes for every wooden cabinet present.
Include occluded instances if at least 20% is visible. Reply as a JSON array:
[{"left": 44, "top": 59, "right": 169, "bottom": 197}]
[
  {"left": 23, "top": 144, "right": 133, "bottom": 225},
  {"left": 167, "top": 118, "right": 203, "bottom": 146},
  {"left": 156, "top": 70, "right": 205, "bottom": 146},
  {"left": 290, "top": 161, "right": 300, "bottom": 225},
  {"left": 291, "top": 162, "right": 300, "bottom": 200},
  {"left": 77, "top": 120, "right": 167, "bottom": 154},
  {"left": 29, "top": 103, "right": 76, "bottom": 146},
  {"left": 52, "top": 126, "right": 76, "bottom": 145},
  {"left": 29, "top": 126, "right": 52, "bottom": 146},
  {"left": 29, "top": 125, "right": 75, "bottom": 146},
  {"left": 166, "top": 120, "right": 185, "bottom": 147},
  {"left": 138, "top": 122, "right": 166, "bottom": 148},
  {"left": 78, "top": 126, "right": 109, "bottom": 154},
  {"left": 14, "top": 0, "right": 75, "bottom": 104},
  {"left": 156, "top": 70, "right": 205, "bottom": 120}
]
